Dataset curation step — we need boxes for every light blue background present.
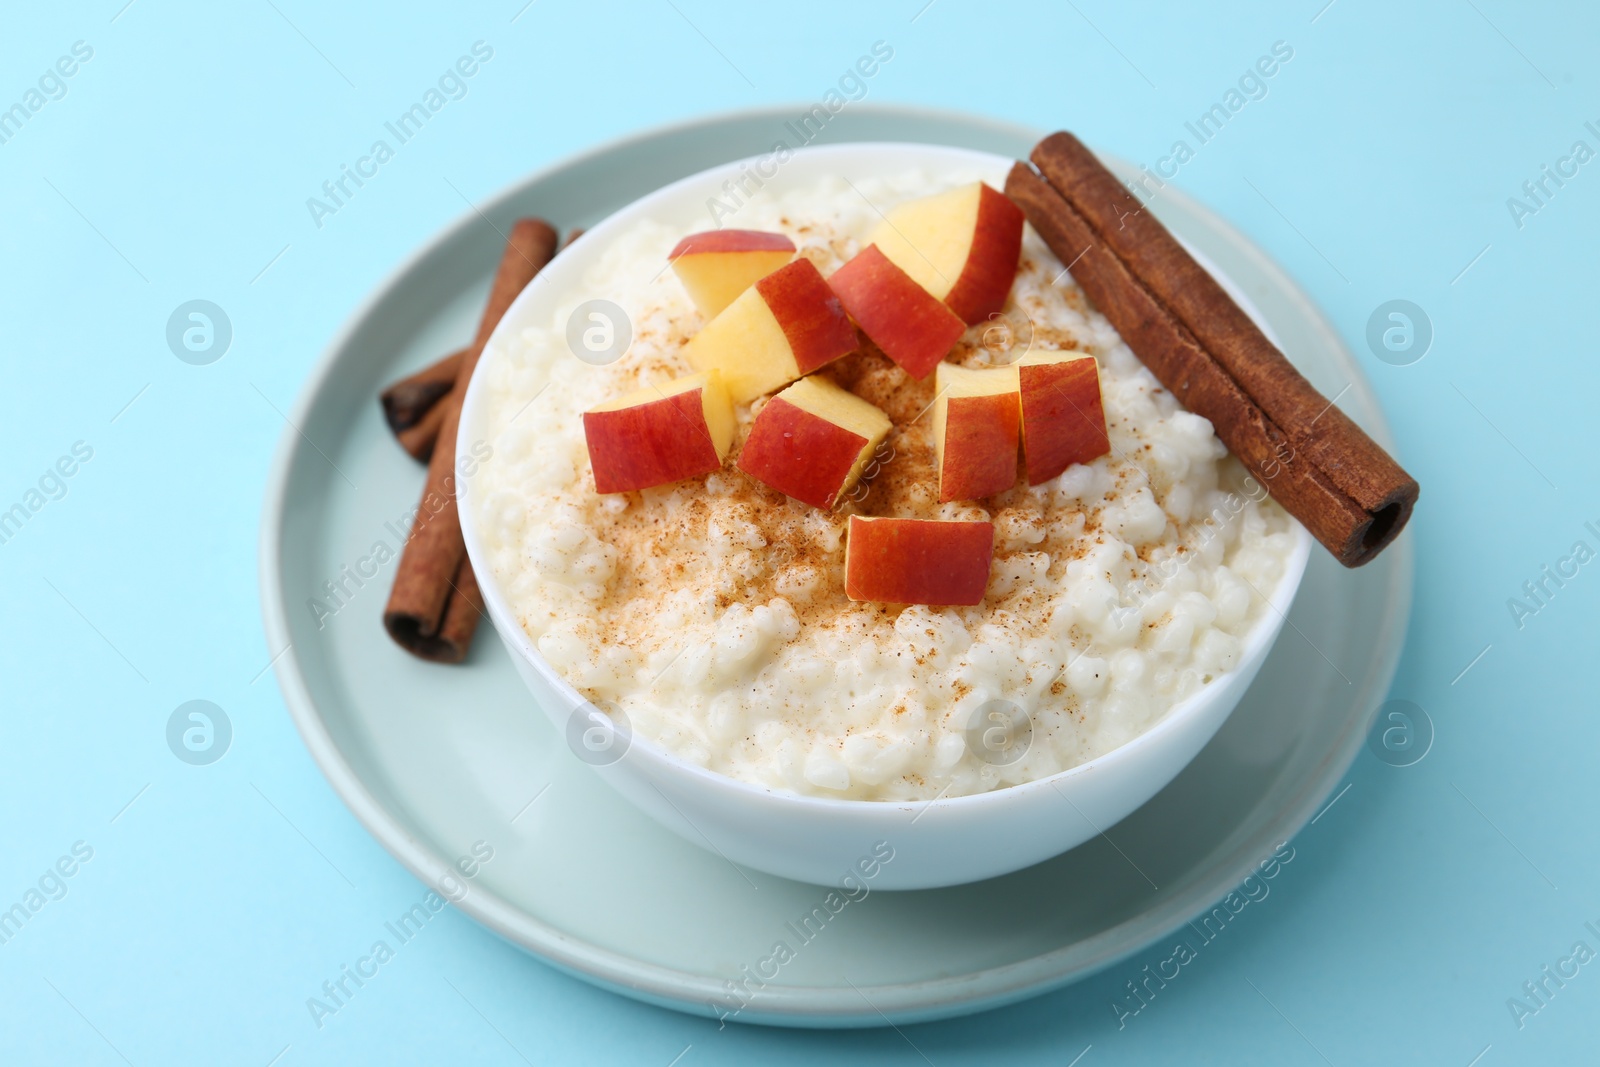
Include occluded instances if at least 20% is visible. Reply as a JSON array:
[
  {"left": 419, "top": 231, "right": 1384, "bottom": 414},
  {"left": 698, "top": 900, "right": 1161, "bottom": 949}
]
[{"left": 1, "top": 0, "right": 1594, "bottom": 1063}]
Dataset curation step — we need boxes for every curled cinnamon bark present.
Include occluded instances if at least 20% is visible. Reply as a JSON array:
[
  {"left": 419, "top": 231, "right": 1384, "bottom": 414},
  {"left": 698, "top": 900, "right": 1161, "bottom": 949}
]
[
  {"left": 381, "top": 230, "right": 586, "bottom": 465},
  {"left": 1031, "top": 133, "right": 1415, "bottom": 524},
  {"left": 395, "top": 395, "right": 451, "bottom": 463},
  {"left": 381, "top": 348, "right": 466, "bottom": 434},
  {"left": 383, "top": 218, "right": 559, "bottom": 662},
  {"left": 1006, "top": 151, "right": 1416, "bottom": 567}
]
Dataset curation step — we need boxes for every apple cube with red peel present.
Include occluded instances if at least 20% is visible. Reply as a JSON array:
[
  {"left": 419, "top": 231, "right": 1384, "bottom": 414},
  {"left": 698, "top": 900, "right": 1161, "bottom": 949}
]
[
  {"left": 668, "top": 230, "right": 796, "bottom": 319},
  {"left": 582, "top": 370, "right": 735, "bottom": 493},
  {"left": 869, "top": 182, "right": 1025, "bottom": 325},
  {"left": 1017, "top": 352, "right": 1110, "bottom": 485},
  {"left": 737, "top": 376, "right": 892, "bottom": 510},
  {"left": 844, "top": 516, "right": 995, "bottom": 606},
  {"left": 827, "top": 244, "right": 966, "bottom": 380},
  {"left": 932, "top": 363, "right": 1021, "bottom": 502},
  {"left": 683, "top": 257, "right": 858, "bottom": 404}
]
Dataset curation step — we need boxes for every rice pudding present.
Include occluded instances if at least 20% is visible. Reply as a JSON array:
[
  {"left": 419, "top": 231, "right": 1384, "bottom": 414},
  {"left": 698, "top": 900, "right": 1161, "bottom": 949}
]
[{"left": 469, "top": 165, "right": 1297, "bottom": 801}]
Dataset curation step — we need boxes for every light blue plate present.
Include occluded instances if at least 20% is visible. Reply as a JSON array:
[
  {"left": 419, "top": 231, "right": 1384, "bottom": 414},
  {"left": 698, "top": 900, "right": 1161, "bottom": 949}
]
[{"left": 259, "top": 105, "right": 1412, "bottom": 1027}]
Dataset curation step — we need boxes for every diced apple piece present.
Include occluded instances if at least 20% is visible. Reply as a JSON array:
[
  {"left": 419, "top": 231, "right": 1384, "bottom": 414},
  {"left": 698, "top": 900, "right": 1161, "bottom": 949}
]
[
  {"left": 932, "top": 363, "right": 1021, "bottom": 501},
  {"left": 669, "top": 230, "right": 796, "bottom": 319},
  {"left": 827, "top": 244, "right": 966, "bottom": 380},
  {"left": 759, "top": 257, "right": 861, "bottom": 375},
  {"left": 683, "top": 258, "right": 858, "bottom": 404},
  {"left": 844, "top": 516, "right": 995, "bottom": 606},
  {"left": 1017, "top": 352, "right": 1109, "bottom": 485},
  {"left": 737, "top": 376, "right": 892, "bottom": 509},
  {"left": 582, "top": 370, "right": 734, "bottom": 493},
  {"left": 868, "top": 182, "right": 1025, "bottom": 324}
]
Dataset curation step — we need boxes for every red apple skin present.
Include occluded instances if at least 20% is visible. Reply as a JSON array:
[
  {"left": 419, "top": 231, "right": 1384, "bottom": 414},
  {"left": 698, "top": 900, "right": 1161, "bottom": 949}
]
[
  {"left": 844, "top": 516, "right": 995, "bottom": 606},
  {"left": 827, "top": 245, "right": 967, "bottom": 380},
  {"left": 582, "top": 391, "right": 722, "bottom": 493},
  {"left": 941, "top": 393, "right": 1020, "bottom": 501},
  {"left": 737, "top": 397, "right": 869, "bottom": 510},
  {"left": 943, "top": 185, "right": 1026, "bottom": 325},
  {"left": 754, "top": 258, "right": 859, "bottom": 374},
  {"left": 669, "top": 230, "right": 796, "bottom": 258},
  {"left": 1020, "top": 357, "right": 1110, "bottom": 485}
]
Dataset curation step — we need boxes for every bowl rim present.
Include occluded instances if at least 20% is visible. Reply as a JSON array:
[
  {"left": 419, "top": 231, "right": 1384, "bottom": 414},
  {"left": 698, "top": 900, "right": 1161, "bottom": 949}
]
[{"left": 454, "top": 138, "right": 1316, "bottom": 816}]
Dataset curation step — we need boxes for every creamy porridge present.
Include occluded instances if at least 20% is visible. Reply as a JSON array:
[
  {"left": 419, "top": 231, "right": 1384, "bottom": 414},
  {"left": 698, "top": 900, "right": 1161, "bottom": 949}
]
[{"left": 469, "top": 166, "right": 1297, "bottom": 801}]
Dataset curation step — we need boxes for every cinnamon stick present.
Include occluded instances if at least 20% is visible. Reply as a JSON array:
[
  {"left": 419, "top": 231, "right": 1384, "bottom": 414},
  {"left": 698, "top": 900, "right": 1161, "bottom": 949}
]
[
  {"left": 1031, "top": 133, "right": 1415, "bottom": 521},
  {"left": 381, "top": 348, "right": 466, "bottom": 433},
  {"left": 384, "top": 218, "right": 559, "bottom": 661},
  {"left": 1006, "top": 161, "right": 1411, "bottom": 566},
  {"left": 399, "top": 555, "right": 486, "bottom": 663},
  {"left": 383, "top": 233, "right": 583, "bottom": 463},
  {"left": 395, "top": 397, "right": 450, "bottom": 463}
]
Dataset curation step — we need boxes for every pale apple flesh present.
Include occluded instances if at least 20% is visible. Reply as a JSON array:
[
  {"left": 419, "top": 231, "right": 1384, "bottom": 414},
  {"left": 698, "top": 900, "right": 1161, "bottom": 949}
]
[
  {"left": 683, "top": 258, "right": 857, "bottom": 404},
  {"left": 582, "top": 370, "right": 735, "bottom": 493},
  {"left": 1017, "top": 352, "right": 1109, "bottom": 485},
  {"left": 932, "top": 362, "right": 1021, "bottom": 501},
  {"left": 681, "top": 284, "right": 794, "bottom": 403},
  {"left": 867, "top": 181, "right": 1025, "bottom": 325},
  {"left": 827, "top": 244, "right": 966, "bottom": 380},
  {"left": 737, "top": 376, "right": 892, "bottom": 509},
  {"left": 844, "top": 515, "right": 995, "bottom": 606},
  {"left": 668, "top": 229, "right": 796, "bottom": 319}
]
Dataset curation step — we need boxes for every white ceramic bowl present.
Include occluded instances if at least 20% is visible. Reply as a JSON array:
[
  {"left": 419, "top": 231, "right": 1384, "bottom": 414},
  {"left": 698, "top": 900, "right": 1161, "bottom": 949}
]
[{"left": 457, "top": 143, "right": 1312, "bottom": 891}]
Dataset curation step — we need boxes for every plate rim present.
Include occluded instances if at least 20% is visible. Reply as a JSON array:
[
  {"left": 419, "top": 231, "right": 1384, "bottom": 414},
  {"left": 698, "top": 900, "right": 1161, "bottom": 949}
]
[{"left": 258, "top": 103, "right": 1414, "bottom": 1027}]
